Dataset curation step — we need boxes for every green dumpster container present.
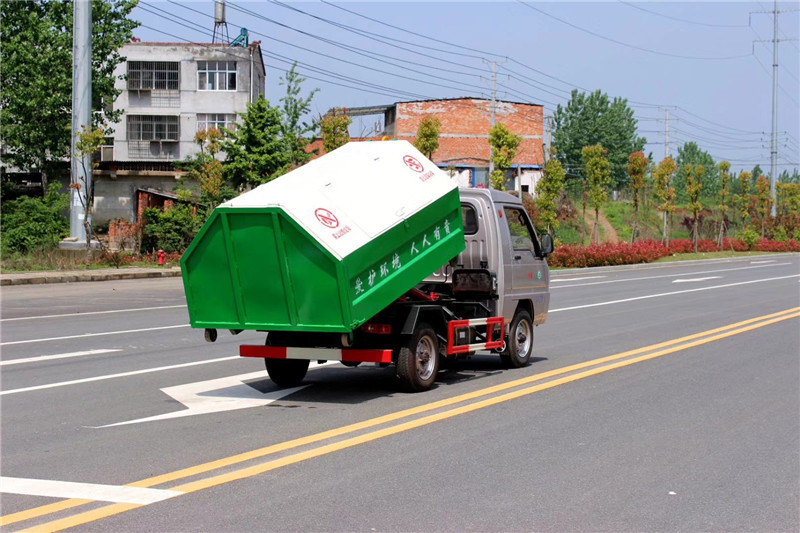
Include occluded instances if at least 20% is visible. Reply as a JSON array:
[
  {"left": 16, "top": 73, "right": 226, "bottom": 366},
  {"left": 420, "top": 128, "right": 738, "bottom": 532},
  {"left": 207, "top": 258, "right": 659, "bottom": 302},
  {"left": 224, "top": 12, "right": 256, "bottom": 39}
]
[{"left": 181, "top": 140, "right": 465, "bottom": 333}]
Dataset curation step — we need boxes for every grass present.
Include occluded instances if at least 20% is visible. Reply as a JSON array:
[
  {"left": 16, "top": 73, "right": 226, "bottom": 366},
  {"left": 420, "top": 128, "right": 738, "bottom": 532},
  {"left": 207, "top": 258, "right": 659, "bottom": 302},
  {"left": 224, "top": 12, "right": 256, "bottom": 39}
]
[
  {"left": 0, "top": 248, "right": 160, "bottom": 272},
  {"left": 654, "top": 250, "right": 787, "bottom": 263}
]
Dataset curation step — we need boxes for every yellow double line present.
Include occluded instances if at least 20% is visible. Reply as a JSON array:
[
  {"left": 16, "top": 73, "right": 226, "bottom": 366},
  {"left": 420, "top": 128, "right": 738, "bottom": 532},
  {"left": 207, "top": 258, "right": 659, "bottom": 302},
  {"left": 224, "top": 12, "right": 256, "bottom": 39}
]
[{"left": 4, "top": 307, "right": 798, "bottom": 532}]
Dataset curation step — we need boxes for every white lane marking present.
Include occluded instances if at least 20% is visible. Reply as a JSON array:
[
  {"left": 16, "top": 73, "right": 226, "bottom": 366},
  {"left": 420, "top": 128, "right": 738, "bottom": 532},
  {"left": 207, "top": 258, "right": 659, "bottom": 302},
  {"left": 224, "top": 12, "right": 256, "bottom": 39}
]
[
  {"left": 550, "top": 274, "right": 800, "bottom": 313},
  {"left": 0, "top": 324, "right": 189, "bottom": 346},
  {"left": 552, "top": 262, "right": 793, "bottom": 289},
  {"left": 97, "top": 371, "right": 312, "bottom": 427},
  {"left": 671, "top": 276, "right": 723, "bottom": 283},
  {"left": 0, "top": 356, "right": 238, "bottom": 396},
  {"left": 751, "top": 260, "right": 776, "bottom": 264},
  {"left": 0, "top": 304, "right": 187, "bottom": 323},
  {"left": 0, "top": 477, "right": 182, "bottom": 504},
  {"left": 550, "top": 276, "right": 606, "bottom": 282},
  {"left": 0, "top": 349, "right": 121, "bottom": 367}
]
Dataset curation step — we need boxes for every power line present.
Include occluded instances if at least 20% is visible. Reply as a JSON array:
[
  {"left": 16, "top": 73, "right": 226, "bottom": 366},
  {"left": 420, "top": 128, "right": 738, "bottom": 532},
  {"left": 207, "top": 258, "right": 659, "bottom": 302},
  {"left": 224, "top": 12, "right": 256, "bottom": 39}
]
[
  {"left": 618, "top": 1, "right": 748, "bottom": 28},
  {"left": 516, "top": 0, "right": 754, "bottom": 60}
]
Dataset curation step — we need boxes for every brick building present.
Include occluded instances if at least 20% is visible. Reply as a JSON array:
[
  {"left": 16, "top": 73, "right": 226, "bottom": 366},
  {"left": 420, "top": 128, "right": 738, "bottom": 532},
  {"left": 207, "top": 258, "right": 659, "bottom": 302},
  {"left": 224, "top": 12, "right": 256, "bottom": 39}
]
[{"left": 343, "top": 98, "right": 545, "bottom": 193}]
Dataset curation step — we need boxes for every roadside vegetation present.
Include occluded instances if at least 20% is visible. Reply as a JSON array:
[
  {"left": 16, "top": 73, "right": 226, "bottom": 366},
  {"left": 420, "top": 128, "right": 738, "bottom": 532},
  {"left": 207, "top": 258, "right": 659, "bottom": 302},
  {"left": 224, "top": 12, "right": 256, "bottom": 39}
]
[{"left": 1, "top": 4, "right": 797, "bottom": 273}]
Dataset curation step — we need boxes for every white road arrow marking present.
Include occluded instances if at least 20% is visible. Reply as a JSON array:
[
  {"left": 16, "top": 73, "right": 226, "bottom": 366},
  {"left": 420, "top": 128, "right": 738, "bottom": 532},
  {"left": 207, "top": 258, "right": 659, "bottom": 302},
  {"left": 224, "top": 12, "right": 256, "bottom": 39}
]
[
  {"left": 97, "top": 371, "right": 308, "bottom": 427},
  {"left": 672, "top": 276, "right": 722, "bottom": 283}
]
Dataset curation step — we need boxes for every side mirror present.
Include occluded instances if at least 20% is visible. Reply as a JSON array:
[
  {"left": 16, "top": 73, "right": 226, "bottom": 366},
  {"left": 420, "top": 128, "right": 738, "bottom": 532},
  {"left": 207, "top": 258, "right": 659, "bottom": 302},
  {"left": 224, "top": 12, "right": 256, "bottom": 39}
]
[{"left": 540, "top": 233, "right": 554, "bottom": 257}]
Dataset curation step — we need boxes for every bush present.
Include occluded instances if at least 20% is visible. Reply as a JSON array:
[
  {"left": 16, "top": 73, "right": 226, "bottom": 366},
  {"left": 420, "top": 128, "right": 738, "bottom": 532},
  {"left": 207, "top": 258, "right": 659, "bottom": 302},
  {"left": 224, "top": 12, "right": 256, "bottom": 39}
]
[
  {"left": 754, "top": 239, "right": 800, "bottom": 252},
  {"left": 548, "top": 239, "right": 670, "bottom": 268},
  {"left": 0, "top": 184, "right": 69, "bottom": 256},
  {"left": 141, "top": 204, "right": 204, "bottom": 253},
  {"left": 740, "top": 228, "right": 760, "bottom": 249}
]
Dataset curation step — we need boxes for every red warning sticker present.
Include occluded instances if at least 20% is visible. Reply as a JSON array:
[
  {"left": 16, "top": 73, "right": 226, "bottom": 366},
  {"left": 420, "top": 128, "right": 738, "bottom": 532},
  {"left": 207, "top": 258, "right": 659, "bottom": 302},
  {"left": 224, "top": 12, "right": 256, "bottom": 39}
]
[
  {"left": 403, "top": 155, "right": 424, "bottom": 173},
  {"left": 315, "top": 208, "right": 339, "bottom": 229}
]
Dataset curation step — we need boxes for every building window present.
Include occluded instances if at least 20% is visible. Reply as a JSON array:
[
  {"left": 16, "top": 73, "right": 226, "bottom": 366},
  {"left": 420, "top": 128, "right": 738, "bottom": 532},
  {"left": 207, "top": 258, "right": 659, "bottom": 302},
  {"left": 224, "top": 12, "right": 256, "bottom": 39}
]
[
  {"left": 127, "top": 61, "right": 179, "bottom": 90},
  {"left": 197, "top": 113, "right": 236, "bottom": 132},
  {"left": 127, "top": 115, "right": 180, "bottom": 141},
  {"left": 197, "top": 61, "right": 237, "bottom": 91}
]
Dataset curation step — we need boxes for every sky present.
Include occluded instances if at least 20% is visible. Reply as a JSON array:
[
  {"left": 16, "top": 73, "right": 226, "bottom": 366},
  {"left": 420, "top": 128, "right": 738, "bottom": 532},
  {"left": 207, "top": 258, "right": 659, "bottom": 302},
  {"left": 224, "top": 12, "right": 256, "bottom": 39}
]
[{"left": 130, "top": 1, "right": 800, "bottom": 175}]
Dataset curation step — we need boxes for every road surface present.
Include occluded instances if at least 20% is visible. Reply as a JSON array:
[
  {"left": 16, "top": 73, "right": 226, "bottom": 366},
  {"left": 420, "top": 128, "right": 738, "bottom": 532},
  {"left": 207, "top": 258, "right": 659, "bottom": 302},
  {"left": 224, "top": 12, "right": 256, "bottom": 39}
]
[{"left": 1, "top": 255, "right": 798, "bottom": 531}]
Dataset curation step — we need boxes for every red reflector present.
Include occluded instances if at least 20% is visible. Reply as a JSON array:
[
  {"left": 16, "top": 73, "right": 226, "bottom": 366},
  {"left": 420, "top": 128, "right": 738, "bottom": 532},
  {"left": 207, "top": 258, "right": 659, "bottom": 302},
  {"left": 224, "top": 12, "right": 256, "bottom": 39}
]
[{"left": 361, "top": 323, "right": 392, "bottom": 335}]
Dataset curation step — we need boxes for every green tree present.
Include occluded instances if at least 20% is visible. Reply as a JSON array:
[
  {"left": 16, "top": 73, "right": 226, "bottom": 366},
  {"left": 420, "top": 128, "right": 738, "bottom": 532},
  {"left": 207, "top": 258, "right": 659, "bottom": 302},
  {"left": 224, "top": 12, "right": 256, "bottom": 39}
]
[
  {"left": 0, "top": 0, "right": 138, "bottom": 188},
  {"left": 535, "top": 157, "right": 565, "bottom": 235},
  {"left": 717, "top": 161, "right": 731, "bottom": 248},
  {"left": 413, "top": 116, "right": 441, "bottom": 159},
  {"left": 652, "top": 155, "right": 677, "bottom": 245},
  {"left": 685, "top": 164, "right": 704, "bottom": 253},
  {"left": 552, "top": 89, "right": 646, "bottom": 190},
  {"left": 627, "top": 151, "right": 648, "bottom": 243},
  {"left": 778, "top": 169, "right": 800, "bottom": 184},
  {"left": 582, "top": 144, "right": 612, "bottom": 244},
  {"left": 279, "top": 63, "right": 319, "bottom": 169},
  {"left": 320, "top": 107, "right": 351, "bottom": 153},
  {"left": 488, "top": 122, "right": 521, "bottom": 190},
  {"left": 733, "top": 170, "right": 752, "bottom": 231},
  {"left": 176, "top": 128, "right": 235, "bottom": 212},
  {"left": 74, "top": 126, "right": 108, "bottom": 261},
  {"left": 755, "top": 174, "right": 771, "bottom": 238},
  {"left": 776, "top": 183, "right": 800, "bottom": 216},
  {"left": 751, "top": 165, "right": 764, "bottom": 187},
  {"left": 141, "top": 204, "right": 204, "bottom": 254},
  {"left": 221, "top": 96, "right": 289, "bottom": 189},
  {"left": 0, "top": 184, "right": 69, "bottom": 256},
  {"left": 674, "top": 142, "right": 718, "bottom": 202}
]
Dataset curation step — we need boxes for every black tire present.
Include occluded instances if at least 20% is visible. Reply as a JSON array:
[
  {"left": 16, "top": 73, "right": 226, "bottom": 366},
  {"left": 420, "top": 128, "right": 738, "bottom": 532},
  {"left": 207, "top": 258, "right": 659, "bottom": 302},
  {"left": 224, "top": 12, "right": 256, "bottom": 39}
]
[
  {"left": 500, "top": 309, "right": 533, "bottom": 368},
  {"left": 264, "top": 333, "right": 309, "bottom": 387},
  {"left": 396, "top": 323, "right": 439, "bottom": 392},
  {"left": 265, "top": 358, "right": 309, "bottom": 388}
]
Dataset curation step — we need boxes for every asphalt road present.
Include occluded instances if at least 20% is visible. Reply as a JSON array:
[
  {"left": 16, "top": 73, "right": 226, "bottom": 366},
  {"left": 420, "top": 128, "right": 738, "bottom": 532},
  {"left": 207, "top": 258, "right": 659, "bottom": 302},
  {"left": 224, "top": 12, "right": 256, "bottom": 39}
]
[{"left": 1, "top": 255, "right": 798, "bottom": 532}]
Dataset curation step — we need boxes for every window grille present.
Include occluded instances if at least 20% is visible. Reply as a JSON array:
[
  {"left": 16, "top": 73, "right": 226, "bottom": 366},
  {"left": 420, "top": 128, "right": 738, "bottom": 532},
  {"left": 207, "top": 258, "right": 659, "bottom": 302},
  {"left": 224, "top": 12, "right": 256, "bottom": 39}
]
[
  {"left": 197, "top": 113, "right": 236, "bottom": 132},
  {"left": 127, "top": 115, "right": 180, "bottom": 141},
  {"left": 127, "top": 61, "right": 179, "bottom": 90},
  {"left": 197, "top": 61, "right": 237, "bottom": 91}
]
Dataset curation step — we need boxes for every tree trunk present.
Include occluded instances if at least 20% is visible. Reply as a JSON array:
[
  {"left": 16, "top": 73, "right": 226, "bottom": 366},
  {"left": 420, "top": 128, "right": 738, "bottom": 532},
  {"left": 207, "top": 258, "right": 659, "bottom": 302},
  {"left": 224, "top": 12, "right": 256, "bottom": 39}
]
[
  {"left": 662, "top": 211, "right": 668, "bottom": 246},
  {"left": 693, "top": 218, "right": 698, "bottom": 253},
  {"left": 593, "top": 207, "right": 600, "bottom": 244},
  {"left": 631, "top": 204, "right": 639, "bottom": 244}
]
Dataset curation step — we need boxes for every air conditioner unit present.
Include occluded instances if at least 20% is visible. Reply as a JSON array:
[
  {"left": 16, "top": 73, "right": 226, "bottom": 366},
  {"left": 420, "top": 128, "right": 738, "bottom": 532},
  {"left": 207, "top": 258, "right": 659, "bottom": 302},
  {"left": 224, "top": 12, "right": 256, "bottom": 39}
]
[{"left": 101, "top": 146, "right": 114, "bottom": 161}]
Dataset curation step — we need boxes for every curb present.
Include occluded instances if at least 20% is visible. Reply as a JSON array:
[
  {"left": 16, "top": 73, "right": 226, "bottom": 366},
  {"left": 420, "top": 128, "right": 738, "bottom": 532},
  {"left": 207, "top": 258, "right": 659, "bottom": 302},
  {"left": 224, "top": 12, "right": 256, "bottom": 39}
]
[{"left": 0, "top": 268, "right": 182, "bottom": 286}]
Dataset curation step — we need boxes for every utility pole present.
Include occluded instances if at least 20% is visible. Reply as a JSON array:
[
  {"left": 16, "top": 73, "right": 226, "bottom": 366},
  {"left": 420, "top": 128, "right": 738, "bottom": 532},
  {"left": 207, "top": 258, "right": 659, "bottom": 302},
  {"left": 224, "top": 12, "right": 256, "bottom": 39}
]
[
  {"left": 770, "top": 0, "right": 779, "bottom": 216},
  {"left": 545, "top": 115, "right": 553, "bottom": 161},
  {"left": 486, "top": 60, "right": 498, "bottom": 175},
  {"left": 69, "top": 0, "right": 92, "bottom": 244},
  {"left": 664, "top": 108, "right": 670, "bottom": 160}
]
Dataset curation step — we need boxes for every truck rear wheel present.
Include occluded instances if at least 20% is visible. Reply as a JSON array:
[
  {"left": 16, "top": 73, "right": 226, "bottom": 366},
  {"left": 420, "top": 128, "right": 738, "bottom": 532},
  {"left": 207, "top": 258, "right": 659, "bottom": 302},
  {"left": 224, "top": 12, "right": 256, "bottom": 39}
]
[
  {"left": 265, "top": 333, "right": 309, "bottom": 387},
  {"left": 397, "top": 323, "right": 439, "bottom": 392},
  {"left": 265, "top": 359, "right": 309, "bottom": 388},
  {"left": 500, "top": 309, "right": 533, "bottom": 368}
]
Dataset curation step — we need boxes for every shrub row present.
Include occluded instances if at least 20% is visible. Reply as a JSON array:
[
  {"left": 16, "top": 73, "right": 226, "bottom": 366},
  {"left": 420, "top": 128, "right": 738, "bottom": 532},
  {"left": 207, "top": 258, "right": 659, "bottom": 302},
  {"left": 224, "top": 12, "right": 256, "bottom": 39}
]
[{"left": 548, "top": 238, "right": 799, "bottom": 268}]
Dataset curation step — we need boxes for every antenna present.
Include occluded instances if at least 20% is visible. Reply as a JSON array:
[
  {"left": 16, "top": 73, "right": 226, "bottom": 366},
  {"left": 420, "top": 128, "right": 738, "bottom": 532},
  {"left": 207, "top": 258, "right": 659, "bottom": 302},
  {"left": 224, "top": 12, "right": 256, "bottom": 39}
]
[{"left": 212, "top": 0, "right": 229, "bottom": 45}]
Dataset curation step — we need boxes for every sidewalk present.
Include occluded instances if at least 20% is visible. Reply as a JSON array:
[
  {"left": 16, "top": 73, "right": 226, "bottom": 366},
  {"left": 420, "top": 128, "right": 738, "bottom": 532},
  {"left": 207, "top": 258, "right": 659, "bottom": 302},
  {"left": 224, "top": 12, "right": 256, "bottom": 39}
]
[{"left": 0, "top": 266, "right": 182, "bottom": 286}]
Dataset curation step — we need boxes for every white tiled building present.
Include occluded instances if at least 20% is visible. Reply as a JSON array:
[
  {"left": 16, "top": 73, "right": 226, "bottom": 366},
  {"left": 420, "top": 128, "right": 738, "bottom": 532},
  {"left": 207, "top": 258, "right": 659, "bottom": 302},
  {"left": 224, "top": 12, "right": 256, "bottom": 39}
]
[
  {"left": 94, "top": 40, "right": 265, "bottom": 223},
  {"left": 108, "top": 41, "right": 265, "bottom": 162}
]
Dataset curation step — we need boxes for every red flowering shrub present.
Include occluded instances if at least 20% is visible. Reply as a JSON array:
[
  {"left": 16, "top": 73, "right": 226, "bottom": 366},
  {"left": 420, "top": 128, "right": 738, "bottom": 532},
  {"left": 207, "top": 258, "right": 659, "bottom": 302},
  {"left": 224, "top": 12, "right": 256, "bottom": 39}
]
[
  {"left": 754, "top": 239, "right": 800, "bottom": 252},
  {"left": 548, "top": 239, "right": 670, "bottom": 268},
  {"left": 721, "top": 238, "right": 749, "bottom": 252}
]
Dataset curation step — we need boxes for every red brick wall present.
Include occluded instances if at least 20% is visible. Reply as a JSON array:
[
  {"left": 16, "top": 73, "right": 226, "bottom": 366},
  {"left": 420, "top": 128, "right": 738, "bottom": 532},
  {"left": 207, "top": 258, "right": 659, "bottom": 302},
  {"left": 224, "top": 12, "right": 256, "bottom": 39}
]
[{"left": 393, "top": 99, "right": 543, "bottom": 167}]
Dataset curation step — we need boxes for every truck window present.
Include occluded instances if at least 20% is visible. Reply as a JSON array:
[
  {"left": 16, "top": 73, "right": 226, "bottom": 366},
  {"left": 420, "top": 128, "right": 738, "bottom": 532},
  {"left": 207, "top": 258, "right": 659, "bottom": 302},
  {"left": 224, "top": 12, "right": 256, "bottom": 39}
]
[
  {"left": 503, "top": 206, "right": 540, "bottom": 254},
  {"left": 462, "top": 205, "right": 478, "bottom": 235}
]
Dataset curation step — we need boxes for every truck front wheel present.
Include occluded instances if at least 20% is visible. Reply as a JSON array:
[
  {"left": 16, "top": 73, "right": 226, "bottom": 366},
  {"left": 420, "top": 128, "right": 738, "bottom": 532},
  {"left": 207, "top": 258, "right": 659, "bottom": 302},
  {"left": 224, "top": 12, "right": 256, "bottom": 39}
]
[
  {"left": 397, "top": 323, "right": 439, "bottom": 392},
  {"left": 500, "top": 309, "right": 533, "bottom": 368}
]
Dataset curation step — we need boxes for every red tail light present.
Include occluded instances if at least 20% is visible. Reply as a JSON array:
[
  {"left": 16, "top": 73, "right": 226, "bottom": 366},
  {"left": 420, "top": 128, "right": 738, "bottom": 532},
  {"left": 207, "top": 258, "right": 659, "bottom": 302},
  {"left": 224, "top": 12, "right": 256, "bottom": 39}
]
[{"left": 361, "top": 323, "right": 392, "bottom": 335}]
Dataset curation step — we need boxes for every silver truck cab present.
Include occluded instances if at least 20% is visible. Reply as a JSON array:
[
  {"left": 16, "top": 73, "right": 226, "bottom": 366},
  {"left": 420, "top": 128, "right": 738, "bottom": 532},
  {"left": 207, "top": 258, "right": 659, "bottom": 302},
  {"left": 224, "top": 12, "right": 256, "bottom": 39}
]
[{"left": 427, "top": 187, "right": 553, "bottom": 328}]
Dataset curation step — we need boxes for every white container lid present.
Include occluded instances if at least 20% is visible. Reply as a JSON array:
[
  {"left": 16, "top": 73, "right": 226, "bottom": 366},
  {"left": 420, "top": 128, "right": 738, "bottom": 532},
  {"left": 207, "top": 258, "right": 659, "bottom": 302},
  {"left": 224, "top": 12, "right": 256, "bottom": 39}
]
[{"left": 221, "top": 140, "right": 457, "bottom": 260}]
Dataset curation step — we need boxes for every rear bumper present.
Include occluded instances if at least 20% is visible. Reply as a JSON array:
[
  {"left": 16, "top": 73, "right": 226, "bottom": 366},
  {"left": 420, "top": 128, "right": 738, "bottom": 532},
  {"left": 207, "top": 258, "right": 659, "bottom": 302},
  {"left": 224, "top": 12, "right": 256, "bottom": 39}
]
[{"left": 240, "top": 345, "right": 393, "bottom": 364}]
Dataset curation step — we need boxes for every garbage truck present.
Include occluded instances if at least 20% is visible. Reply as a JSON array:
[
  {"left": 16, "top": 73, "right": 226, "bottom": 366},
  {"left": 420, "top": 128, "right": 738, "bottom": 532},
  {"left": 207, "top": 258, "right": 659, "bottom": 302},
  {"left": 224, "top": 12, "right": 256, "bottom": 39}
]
[{"left": 181, "top": 140, "right": 553, "bottom": 392}]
